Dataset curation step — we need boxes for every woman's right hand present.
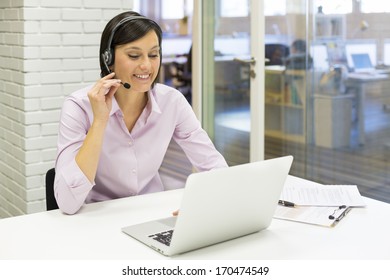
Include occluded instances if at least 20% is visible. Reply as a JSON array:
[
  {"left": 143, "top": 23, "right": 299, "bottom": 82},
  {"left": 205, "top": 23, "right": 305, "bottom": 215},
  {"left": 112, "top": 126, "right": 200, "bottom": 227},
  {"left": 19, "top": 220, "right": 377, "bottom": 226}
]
[
  {"left": 88, "top": 72, "right": 121, "bottom": 123},
  {"left": 75, "top": 73, "right": 121, "bottom": 184}
]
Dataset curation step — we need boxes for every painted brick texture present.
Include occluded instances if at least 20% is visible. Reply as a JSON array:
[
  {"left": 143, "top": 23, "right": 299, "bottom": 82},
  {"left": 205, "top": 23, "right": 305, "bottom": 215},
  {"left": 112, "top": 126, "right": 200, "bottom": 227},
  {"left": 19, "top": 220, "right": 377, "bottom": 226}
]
[{"left": 0, "top": 0, "right": 132, "bottom": 218}]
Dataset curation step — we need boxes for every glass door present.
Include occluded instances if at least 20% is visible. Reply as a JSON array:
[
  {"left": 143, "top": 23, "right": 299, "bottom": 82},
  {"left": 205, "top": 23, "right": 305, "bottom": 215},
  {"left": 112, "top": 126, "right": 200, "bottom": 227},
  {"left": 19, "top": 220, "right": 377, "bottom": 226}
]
[
  {"left": 262, "top": 0, "right": 390, "bottom": 204},
  {"left": 194, "top": 0, "right": 264, "bottom": 165}
]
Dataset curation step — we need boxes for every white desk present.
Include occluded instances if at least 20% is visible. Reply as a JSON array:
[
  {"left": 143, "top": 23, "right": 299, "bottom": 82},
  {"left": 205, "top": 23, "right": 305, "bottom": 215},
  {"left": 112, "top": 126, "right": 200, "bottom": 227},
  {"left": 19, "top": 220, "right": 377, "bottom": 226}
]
[
  {"left": 346, "top": 72, "right": 389, "bottom": 145},
  {"left": 1, "top": 175, "right": 389, "bottom": 260}
]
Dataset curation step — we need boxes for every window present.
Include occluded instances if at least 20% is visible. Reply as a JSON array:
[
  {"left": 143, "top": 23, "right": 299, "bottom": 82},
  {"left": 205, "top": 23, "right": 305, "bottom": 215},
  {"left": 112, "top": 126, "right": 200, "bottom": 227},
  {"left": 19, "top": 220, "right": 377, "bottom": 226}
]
[
  {"left": 132, "top": 0, "right": 141, "bottom": 12},
  {"left": 220, "top": 0, "right": 249, "bottom": 17},
  {"left": 185, "top": 0, "right": 194, "bottom": 16},
  {"left": 265, "top": 0, "right": 286, "bottom": 16},
  {"left": 162, "top": 0, "right": 185, "bottom": 19},
  {"left": 161, "top": 0, "right": 193, "bottom": 19},
  {"left": 360, "top": 0, "right": 390, "bottom": 13},
  {"left": 314, "top": 0, "right": 352, "bottom": 14}
]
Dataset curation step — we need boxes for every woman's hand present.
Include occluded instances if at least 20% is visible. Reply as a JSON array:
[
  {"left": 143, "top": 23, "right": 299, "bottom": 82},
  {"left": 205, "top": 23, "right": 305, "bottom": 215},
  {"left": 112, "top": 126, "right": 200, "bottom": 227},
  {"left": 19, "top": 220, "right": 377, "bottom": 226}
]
[
  {"left": 75, "top": 73, "right": 121, "bottom": 184},
  {"left": 88, "top": 72, "right": 121, "bottom": 123},
  {"left": 172, "top": 210, "right": 179, "bottom": 216}
]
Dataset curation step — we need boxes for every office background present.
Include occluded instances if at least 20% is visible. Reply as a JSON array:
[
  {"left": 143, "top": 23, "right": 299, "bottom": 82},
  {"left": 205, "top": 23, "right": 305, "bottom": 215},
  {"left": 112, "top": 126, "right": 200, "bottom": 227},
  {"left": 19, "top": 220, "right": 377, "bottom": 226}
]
[{"left": 1, "top": 0, "right": 390, "bottom": 218}]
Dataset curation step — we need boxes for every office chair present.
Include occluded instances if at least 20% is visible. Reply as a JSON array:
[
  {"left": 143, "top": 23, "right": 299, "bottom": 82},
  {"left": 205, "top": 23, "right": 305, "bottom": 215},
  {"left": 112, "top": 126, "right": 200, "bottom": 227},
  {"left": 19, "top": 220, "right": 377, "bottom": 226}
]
[
  {"left": 265, "top": 43, "right": 290, "bottom": 66},
  {"left": 168, "top": 46, "right": 192, "bottom": 104},
  {"left": 45, "top": 168, "right": 59, "bottom": 210}
]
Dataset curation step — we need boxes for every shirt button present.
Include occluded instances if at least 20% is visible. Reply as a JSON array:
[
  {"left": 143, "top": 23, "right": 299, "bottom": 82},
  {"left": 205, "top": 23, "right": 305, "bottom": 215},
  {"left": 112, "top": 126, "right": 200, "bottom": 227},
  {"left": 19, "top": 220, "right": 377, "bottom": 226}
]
[
  {"left": 132, "top": 169, "right": 136, "bottom": 173},
  {"left": 128, "top": 141, "right": 133, "bottom": 145}
]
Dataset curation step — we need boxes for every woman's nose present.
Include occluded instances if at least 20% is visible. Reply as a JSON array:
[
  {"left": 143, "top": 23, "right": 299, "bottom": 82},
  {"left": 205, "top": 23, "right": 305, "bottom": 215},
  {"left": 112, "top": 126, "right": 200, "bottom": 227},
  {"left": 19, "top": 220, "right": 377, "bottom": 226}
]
[{"left": 139, "top": 57, "right": 151, "bottom": 70}]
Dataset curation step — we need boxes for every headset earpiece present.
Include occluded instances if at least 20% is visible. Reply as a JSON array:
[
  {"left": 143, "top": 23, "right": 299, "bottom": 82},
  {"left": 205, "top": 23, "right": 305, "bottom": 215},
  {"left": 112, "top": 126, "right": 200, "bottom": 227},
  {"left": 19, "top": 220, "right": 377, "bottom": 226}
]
[
  {"left": 101, "top": 50, "right": 112, "bottom": 74},
  {"left": 103, "top": 49, "right": 113, "bottom": 66},
  {"left": 102, "top": 16, "right": 146, "bottom": 75}
]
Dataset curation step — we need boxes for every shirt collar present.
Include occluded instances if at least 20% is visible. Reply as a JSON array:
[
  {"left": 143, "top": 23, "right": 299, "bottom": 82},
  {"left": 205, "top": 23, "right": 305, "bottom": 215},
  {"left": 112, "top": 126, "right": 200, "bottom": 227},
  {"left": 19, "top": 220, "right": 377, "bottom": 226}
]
[
  {"left": 110, "top": 97, "right": 121, "bottom": 116},
  {"left": 147, "top": 88, "right": 162, "bottom": 115},
  {"left": 110, "top": 89, "right": 162, "bottom": 117}
]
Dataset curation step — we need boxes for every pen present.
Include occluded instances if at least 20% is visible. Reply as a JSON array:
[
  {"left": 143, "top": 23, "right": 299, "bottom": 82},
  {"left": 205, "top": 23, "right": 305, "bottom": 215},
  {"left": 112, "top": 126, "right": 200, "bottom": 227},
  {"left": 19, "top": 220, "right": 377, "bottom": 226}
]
[
  {"left": 335, "top": 207, "right": 351, "bottom": 222},
  {"left": 278, "top": 200, "right": 295, "bottom": 207}
]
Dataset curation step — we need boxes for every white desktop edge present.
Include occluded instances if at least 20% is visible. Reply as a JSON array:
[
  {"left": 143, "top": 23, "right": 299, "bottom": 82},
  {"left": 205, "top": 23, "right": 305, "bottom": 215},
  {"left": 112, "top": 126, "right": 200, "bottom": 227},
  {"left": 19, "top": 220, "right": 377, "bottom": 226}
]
[{"left": 0, "top": 175, "right": 389, "bottom": 260}]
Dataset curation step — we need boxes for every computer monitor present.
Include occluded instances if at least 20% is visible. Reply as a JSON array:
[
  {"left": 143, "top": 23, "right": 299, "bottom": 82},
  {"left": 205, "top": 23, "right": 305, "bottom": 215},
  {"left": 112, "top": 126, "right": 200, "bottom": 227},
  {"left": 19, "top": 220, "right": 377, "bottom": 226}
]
[
  {"left": 309, "top": 43, "right": 329, "bottom": 71},
  {"left": 345, "top": 40, "right": 377, "bottom": 69}
]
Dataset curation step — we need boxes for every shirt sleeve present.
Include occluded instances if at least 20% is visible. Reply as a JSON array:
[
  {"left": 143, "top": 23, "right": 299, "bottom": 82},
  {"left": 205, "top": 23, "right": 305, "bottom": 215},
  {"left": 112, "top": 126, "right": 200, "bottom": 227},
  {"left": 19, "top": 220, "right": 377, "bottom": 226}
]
[
  {"left": 173, "top": 94, "right": 228, "bottom": 171},
  {"left": 54, "top": 97, "right": 95, "bottom": 214}
]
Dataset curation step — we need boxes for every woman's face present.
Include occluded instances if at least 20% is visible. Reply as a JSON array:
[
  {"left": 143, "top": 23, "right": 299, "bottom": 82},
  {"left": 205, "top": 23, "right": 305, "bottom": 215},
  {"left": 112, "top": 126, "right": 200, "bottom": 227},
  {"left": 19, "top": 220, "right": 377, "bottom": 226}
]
[{"left": 113, "top": 30, "right": 160, "bottom": 93}]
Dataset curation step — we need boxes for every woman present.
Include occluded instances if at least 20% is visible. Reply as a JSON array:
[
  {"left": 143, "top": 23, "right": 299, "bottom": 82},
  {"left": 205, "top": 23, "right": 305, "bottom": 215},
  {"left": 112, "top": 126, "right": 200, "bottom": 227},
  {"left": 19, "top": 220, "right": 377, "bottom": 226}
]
[{"left": 54, "top": 11, "right": 228, "bottom": 214}]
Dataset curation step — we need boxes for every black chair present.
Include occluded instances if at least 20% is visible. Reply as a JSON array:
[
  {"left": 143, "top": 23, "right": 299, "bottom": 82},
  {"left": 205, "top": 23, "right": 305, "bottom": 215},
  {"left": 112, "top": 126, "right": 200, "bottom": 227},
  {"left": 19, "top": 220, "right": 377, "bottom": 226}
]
[
  {"left": 265, "top": 43, "right": 290, "bottom": 66},
  {"left": 168, "top": 46, "right": 192, "bottom": 104},
  {"left": 45, "top": 168, "right": 59, "bottom": 210}
]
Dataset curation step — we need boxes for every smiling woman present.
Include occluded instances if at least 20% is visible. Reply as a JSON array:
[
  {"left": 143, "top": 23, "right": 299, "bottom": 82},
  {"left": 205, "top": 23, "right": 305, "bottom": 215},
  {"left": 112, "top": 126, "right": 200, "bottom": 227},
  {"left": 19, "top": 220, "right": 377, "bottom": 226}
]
[
  {"left": 113, "top": 31, "right": 161, "bottom": 94},
  {"left": 53, "top": 11, "right": 228, "bottom": 215}
]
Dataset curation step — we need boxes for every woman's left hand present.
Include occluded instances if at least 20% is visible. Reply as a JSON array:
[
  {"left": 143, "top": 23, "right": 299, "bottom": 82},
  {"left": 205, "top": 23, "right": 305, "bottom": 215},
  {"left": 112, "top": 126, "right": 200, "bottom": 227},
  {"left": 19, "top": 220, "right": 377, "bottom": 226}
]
[{"left": 172, "top": 210, "right": 179, "bottom": 216}]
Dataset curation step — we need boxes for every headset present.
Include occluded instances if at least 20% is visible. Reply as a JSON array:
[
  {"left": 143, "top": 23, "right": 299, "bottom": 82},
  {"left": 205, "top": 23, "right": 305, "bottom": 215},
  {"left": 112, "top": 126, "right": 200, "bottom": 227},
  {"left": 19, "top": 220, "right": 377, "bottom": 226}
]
[{"left": 101, "top": 15, "right": 160, "bottom": 75}]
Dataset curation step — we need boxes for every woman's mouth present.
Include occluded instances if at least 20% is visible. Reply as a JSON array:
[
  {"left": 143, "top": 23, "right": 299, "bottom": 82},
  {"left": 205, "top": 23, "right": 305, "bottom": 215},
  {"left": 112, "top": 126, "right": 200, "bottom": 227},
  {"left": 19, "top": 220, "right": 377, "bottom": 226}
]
[{"left": 134, "top": 74, "right": 150, "bottom": 80}]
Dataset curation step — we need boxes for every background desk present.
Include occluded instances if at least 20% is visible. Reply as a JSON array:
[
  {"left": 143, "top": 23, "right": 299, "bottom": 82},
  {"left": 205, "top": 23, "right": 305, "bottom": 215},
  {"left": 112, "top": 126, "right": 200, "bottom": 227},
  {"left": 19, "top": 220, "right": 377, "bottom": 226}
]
[
  {"left": 0, "top": 176, "right": 389, "bottom": 260},
  {"left": 346, "top": 72, "right": 389, "bottom": 145}
]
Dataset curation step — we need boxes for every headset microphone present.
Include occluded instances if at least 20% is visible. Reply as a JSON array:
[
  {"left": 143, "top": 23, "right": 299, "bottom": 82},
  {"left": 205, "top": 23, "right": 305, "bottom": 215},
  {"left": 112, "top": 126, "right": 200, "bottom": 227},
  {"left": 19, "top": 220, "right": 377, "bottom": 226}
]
[{"left": 120, "top": 82, "right": 131, "bottom": 89}]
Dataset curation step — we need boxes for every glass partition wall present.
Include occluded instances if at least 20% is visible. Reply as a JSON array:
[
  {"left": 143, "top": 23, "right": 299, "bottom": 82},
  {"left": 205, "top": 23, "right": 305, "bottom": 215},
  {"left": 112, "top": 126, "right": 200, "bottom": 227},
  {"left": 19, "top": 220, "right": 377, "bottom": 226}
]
[
  {"left": 265, "top": 1, "right": 390, "bottom": 203},
  {"left": 203, "top": 1, "right": 252, "bottom": 166},
  {"left": 147, "top": 0, "right": 390, "bottom": 203}
]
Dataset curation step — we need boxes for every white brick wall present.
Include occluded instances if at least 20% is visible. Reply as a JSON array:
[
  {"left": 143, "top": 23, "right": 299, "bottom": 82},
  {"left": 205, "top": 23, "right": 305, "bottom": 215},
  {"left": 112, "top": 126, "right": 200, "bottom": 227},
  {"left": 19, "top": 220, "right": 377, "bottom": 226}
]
[{"left": 0, "top": 0, "right": 134, "bottom": 218}]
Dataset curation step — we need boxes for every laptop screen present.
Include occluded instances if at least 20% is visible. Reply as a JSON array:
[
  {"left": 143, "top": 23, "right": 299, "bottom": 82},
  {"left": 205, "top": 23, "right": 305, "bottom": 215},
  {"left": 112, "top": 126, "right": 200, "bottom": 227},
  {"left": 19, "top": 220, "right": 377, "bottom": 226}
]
[{"left": 351, "top": 53, "right": 373, "bottom": 72}]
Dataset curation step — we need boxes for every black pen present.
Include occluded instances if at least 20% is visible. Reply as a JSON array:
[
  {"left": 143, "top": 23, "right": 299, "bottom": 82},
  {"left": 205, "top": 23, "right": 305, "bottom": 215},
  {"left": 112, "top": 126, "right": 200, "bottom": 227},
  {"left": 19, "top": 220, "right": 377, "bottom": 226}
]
[
  {"left": 278, "top": 200, "right": 296, "bottom": 207},
  {"left": 335, "top": 207, "right": 351, "bottom": 222}
]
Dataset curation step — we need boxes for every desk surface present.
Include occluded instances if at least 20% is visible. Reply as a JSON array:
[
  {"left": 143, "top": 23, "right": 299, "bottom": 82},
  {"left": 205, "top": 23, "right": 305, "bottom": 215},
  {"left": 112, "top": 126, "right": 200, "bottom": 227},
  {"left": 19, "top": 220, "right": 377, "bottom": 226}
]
[
  {"left": 347, "top": 72, "right": 389, "bottom": 82},
  {"left": 1, "top": 176, "right": 389, "bottom": 260}
]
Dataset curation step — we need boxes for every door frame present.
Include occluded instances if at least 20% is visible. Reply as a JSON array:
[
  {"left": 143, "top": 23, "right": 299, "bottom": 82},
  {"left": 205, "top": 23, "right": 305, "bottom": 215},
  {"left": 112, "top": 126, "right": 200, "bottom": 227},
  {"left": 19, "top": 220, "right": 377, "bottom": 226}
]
[{"left": 192, "top": 0, "right": 265, "bottom": 162}]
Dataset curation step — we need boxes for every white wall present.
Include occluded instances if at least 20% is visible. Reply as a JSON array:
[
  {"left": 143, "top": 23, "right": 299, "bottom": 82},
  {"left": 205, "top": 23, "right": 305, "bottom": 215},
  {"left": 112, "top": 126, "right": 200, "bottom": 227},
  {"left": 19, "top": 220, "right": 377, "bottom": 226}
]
[{"left": 0, "top": 0, "right": 133, "bottom": 218}]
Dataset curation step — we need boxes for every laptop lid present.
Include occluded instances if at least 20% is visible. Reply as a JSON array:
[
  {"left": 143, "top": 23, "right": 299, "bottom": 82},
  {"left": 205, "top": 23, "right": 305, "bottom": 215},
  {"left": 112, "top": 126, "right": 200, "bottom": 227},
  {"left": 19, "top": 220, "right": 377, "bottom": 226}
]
[
  {"left": 122, "top": 155, "right": 293, "bottom": 256},
  {"left": 351, "top": 53, "right": 374, "bottom": 73}
]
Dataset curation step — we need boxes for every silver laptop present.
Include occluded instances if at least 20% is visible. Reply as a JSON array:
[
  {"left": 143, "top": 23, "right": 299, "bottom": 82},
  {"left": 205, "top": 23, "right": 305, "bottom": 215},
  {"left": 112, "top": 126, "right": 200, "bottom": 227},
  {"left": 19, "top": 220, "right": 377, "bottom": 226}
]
[{"left": 121, "top": 155, "right": 293, "bottom": 256}]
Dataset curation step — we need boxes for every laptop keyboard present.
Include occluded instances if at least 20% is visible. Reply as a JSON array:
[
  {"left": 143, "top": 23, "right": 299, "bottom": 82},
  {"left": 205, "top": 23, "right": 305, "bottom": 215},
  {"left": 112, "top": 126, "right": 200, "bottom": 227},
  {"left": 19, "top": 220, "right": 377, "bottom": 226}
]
[{"left": 149, "top": 230, "right": 173, "bottom": 246}]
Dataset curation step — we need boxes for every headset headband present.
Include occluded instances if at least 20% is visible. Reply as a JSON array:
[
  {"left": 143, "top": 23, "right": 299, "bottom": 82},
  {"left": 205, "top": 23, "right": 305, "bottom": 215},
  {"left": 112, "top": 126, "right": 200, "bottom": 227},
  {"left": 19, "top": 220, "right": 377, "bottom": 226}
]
[{"left": 106, "top": 16, "right": 152, "bottom": 52}]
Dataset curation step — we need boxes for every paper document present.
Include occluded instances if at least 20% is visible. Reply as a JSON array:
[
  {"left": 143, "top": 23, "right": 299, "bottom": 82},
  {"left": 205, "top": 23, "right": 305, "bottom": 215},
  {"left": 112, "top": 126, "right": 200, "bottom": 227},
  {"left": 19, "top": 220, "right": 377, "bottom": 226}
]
[
  {"left": 274, "top": 176, "right": 364, "bottom": 227},
  {"left": 274, "top": 205, "right": 351, "bottom": 227},
  {"left": 280, "top": 182, "right": 366, "bottom": 207}
]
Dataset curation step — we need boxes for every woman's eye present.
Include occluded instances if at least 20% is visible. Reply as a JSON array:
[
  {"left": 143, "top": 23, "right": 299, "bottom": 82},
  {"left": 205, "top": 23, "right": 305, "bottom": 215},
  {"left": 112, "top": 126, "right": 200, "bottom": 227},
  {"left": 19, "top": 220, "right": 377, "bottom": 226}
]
[{"left": 128, "top": 55, "right": 139, "bottom": 59}]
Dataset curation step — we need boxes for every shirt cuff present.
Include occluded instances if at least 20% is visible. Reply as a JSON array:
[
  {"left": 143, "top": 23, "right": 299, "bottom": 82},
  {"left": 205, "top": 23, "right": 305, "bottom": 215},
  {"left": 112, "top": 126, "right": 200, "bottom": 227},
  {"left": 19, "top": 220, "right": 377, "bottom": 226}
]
[{"left": 63, "top": 158, "right": 94, "bottom": 195}]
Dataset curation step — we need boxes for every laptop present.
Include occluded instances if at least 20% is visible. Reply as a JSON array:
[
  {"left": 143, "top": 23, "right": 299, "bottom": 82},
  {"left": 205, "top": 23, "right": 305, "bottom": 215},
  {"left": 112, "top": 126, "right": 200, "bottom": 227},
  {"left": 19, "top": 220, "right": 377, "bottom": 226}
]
[
  {"left": 351, "top": 53, "right": 375, "bottom": 73},
  {"left": 121, "top": 155, "right": 293, "bottom": 256}
]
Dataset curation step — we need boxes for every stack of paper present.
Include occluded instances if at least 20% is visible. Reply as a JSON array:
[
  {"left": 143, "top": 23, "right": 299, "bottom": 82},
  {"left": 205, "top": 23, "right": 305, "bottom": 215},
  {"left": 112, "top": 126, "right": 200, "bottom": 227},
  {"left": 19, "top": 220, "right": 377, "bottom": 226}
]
[{"left": 274, "top": 176, "right": 366, "bottom": 227}]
